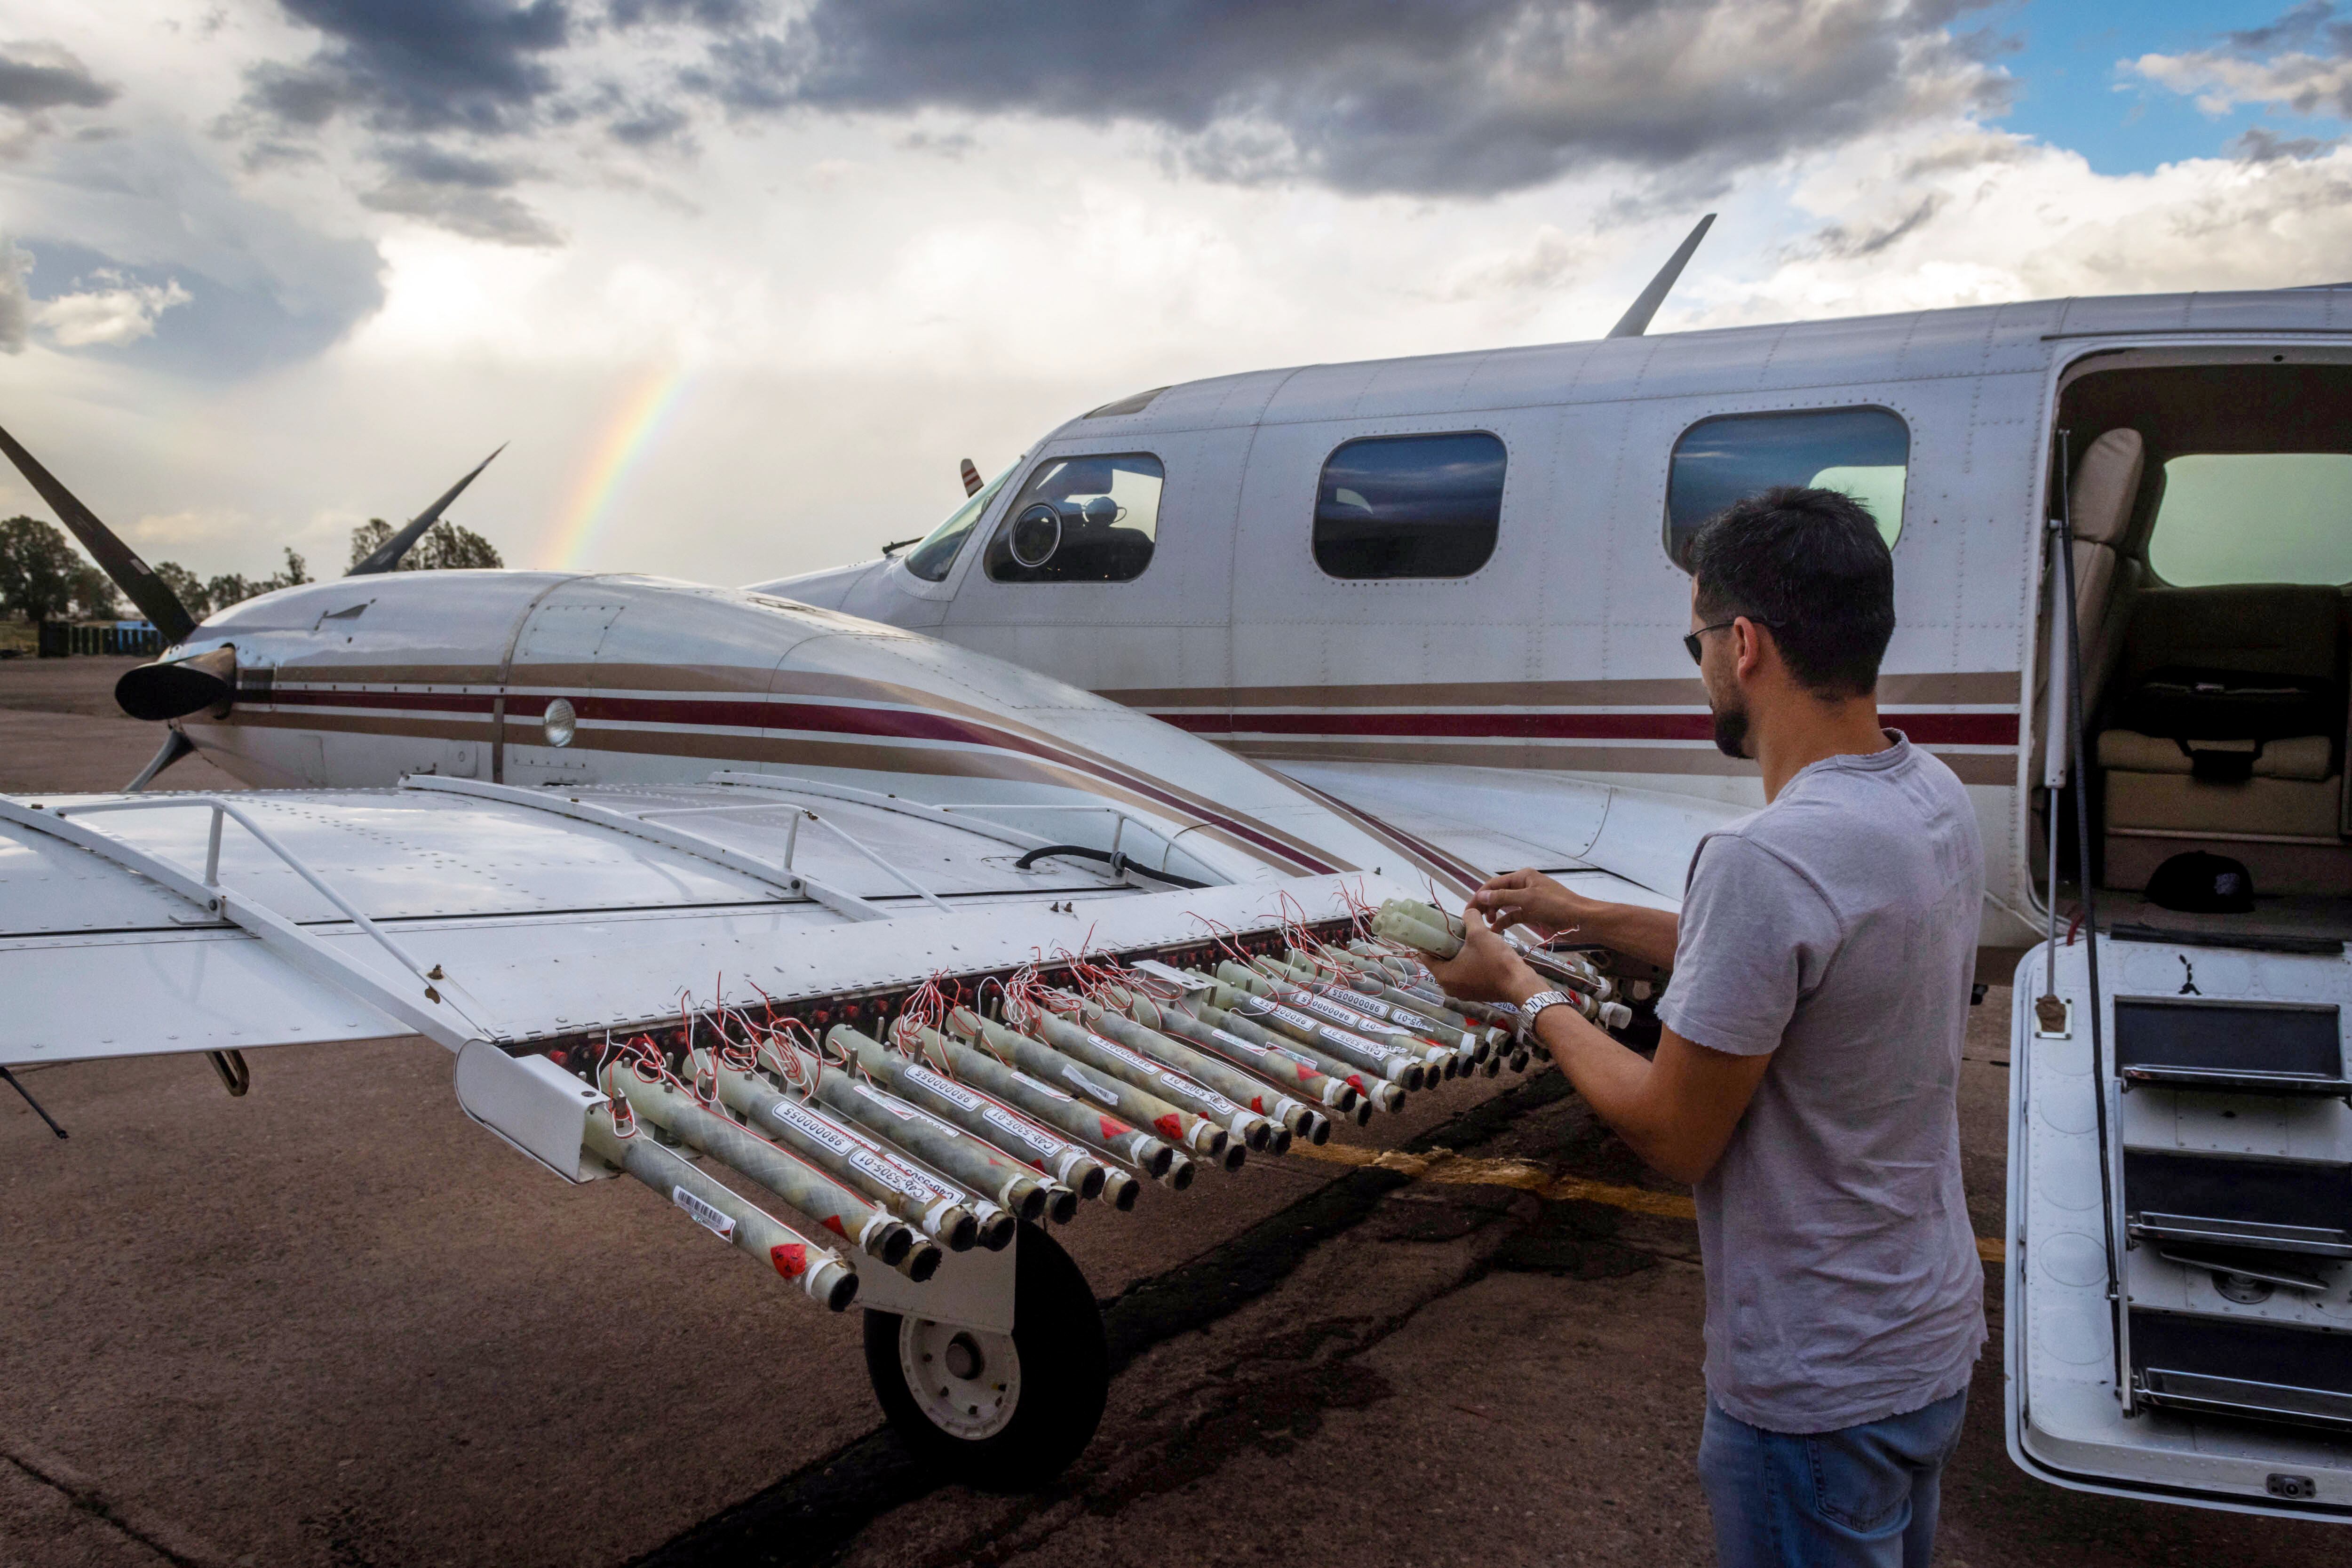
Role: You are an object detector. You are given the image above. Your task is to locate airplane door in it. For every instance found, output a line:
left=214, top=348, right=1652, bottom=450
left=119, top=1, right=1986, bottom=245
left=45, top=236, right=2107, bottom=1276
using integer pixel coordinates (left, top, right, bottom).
left=938, top=429, right=1241, bottom=725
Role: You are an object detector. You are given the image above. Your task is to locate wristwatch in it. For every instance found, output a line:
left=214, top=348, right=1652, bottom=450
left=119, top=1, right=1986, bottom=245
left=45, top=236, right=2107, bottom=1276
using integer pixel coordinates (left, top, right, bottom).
left=1513, top=989, right=1576, bottom=1039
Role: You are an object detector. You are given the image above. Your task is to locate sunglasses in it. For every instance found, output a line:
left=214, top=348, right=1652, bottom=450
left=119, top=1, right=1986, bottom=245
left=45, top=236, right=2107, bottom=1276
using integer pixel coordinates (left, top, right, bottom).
left=1683, top=617, right=1778, bottom=665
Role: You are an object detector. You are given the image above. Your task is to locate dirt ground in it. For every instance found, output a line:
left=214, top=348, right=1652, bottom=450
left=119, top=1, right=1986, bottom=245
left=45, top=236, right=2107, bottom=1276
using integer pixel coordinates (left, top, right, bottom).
left=0, top=663, right=2340, bottom=1567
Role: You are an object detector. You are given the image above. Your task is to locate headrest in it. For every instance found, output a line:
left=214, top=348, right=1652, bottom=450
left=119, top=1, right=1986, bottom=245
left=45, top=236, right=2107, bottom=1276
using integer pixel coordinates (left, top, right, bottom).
left=2068, top=428, right=2144, bottom=546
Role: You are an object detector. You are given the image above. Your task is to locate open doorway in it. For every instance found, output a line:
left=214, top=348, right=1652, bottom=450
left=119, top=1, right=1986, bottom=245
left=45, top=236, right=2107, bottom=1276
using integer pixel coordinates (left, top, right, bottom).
left=2034, top=353, right=2352, bottom=935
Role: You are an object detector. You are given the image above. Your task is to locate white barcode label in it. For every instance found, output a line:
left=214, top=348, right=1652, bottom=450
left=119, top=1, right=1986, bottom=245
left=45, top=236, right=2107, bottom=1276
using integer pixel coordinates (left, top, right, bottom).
left=852, top=1083, right=915, bottom=1119
left=907, top=1064, right=985, bottom=1112
left=1208, top=1027, right=1269, bottom=1058
left=1093, top=1036, right=1238, bottom=1116
left=1010, top=1068, right=1074, bottom=1102
left=672, top=1186, right=736, bottom=1242
left=858, top=1082, right=963, bottom=1142
left=1063, top=1065, right=1120, bottom=1105
left=983, top=1104, right=1063, bottom=1155
left=1289, top=989, right=1389, bottom=1034
left=848, top=1148, right=919, bottom=1194
left=769, top=1099, right=858, bottom=1156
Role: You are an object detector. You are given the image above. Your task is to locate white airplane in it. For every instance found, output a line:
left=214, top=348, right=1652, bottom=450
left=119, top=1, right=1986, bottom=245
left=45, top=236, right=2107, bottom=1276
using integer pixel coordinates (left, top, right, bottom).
left=5, top=220, right=2350, bottom=1518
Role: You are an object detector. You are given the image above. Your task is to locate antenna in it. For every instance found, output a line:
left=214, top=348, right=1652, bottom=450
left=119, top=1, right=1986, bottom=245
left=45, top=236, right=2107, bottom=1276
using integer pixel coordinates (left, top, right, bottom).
left=1605, top=214, right=1715, bottom=340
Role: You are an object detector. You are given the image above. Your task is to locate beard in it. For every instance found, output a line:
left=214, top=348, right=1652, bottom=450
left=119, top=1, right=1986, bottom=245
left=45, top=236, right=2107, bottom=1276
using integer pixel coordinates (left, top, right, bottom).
left=1710, top=694, right=1752, bottom=759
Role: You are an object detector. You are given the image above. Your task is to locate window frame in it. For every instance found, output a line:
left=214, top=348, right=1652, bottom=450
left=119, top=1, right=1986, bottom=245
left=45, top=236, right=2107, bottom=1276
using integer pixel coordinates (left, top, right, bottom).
left=976, top=447, right=1168, bottom=588
left=1309, top=427, right=1509, bottom=584
left=1660, top=403, right=1912, bottom=569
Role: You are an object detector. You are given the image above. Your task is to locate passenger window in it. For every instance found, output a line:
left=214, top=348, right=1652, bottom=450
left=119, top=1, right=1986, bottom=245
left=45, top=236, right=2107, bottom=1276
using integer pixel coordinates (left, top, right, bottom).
left=903, top=462, right=1016, bottom=582
left=1313, top=432, right=1505, bottom=579
left=2147, top=454, right=2352, bottom=587
left=1665, top=407, right=1909, bottom=566
left=983, top=454, right=1163, bottom=584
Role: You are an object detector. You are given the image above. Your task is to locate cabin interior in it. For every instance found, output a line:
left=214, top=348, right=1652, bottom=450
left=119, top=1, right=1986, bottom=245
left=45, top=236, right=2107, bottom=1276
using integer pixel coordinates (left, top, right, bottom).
left=2032, top=353, right=2352, bottom=939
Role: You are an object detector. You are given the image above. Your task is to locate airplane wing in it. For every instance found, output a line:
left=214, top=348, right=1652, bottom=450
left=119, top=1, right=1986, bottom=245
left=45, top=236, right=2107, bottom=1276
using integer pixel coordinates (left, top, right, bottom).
left=0, top=773, right=1411, bottom=1070
left=1271, top=759, right=1739, bottom=912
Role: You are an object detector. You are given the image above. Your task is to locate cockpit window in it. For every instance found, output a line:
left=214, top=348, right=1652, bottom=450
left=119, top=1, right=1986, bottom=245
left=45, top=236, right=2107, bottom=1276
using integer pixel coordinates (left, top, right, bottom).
left=1665, top=407, right=1908, bottom=567
left=983, top=453, right=1163, bottom=584
left=1314, top=432, right=1505, bottom=579
left=903, top=462, right=1017, bottom=582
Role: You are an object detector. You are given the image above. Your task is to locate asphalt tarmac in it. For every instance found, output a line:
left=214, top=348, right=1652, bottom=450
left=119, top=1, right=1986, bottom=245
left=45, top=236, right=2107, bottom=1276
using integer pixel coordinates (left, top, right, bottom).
left=0, top=659, right=2341, bottom=1566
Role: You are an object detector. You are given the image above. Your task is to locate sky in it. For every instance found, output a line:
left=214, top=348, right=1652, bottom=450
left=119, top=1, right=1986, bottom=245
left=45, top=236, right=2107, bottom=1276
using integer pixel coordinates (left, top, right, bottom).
left=4, top=0, right=2352, bottom=591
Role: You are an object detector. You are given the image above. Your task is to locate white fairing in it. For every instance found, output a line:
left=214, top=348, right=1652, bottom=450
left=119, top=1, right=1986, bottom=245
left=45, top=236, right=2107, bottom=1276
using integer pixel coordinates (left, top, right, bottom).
left=2010, top=937, right=2352, bottom=1519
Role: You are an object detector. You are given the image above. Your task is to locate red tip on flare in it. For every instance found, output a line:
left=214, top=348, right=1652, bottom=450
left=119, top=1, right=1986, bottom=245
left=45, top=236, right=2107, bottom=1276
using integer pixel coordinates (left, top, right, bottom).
left=1154, top=1113, right=1183, bottom=1141
left=771, top=1242, right=808, bottom=1278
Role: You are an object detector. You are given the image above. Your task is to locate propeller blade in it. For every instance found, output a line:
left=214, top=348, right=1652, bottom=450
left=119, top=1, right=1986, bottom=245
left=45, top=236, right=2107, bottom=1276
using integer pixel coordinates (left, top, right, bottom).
left=960, top=457, right=983, bottom=497
left=0, top=420, right=196, bottom=644
left=348, top=445, right=505, bottom=576
left=116, top=644, right=236, bottom=723
left=1605, top=213, right=1715, bottom=340
left=125, top=728, right=197, bottom=792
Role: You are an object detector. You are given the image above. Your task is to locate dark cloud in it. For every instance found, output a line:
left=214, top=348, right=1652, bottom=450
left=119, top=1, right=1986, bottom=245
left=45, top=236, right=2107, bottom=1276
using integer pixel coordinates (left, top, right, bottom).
left=2234, top=126, right=2343, bottom=162
left=359, top=144, right=564, bottom=244
left=244, top=0, right=572, bottom=137
left=2225, top=1, right=2351, bottom=54
left=1805, top=192, right=1946, bottom=259
left=0, top=45, right=117, bottom=112
left=608, top=0, right=757, bottom=29
left=679, top=0, right=2002, bottom=197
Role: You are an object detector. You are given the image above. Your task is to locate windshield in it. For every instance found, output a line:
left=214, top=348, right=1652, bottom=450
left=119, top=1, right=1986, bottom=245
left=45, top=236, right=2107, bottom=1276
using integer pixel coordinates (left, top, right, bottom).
left=904, top=462, right=1017, bottom=582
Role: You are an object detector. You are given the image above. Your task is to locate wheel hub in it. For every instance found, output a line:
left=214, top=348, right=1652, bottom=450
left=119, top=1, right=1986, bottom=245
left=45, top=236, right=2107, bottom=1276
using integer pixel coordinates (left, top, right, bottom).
left=900, top=1317, right=1021, bottom=1440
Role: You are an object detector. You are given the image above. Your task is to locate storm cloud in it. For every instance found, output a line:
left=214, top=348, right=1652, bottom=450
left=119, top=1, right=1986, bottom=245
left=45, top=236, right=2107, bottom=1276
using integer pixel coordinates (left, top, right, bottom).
left=684, top=0, right=2006, bottom=196
left=242, top=0, right=572, bottom=137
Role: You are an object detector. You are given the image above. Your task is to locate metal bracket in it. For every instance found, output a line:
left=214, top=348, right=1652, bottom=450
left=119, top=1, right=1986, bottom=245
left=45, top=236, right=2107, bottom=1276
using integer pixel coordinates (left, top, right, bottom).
left=399, top=774, right=895, bottom=921
left=0, top=796, right=486, bottom=1050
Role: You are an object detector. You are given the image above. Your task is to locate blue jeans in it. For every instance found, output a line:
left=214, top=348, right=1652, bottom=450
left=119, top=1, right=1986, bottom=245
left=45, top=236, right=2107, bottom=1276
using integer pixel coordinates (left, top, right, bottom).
left=1696, top=1388, right=1968, bottom=1568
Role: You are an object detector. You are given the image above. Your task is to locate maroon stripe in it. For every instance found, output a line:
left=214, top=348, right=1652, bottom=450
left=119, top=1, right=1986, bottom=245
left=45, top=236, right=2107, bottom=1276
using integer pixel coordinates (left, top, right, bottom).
left=270, top=685, right=1341, bottom=877
left=1287, top=779, right=1484, bottom=898
left=1163, top=709, right=2020, bottom=747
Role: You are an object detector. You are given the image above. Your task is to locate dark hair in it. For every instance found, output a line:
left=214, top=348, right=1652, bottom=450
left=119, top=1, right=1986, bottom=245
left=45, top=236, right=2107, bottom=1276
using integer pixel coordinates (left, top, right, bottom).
left=1686, top=486, right=1894, bottom=699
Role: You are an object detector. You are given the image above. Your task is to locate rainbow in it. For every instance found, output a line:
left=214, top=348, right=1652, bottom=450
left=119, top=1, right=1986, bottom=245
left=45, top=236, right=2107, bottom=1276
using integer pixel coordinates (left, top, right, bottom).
left=542, top=361, right=691, bottom=569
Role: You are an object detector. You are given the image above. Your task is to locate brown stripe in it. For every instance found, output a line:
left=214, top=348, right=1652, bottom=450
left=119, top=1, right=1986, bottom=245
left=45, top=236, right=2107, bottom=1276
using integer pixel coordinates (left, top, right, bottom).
left=1097, top=671, right=2021, bottom=709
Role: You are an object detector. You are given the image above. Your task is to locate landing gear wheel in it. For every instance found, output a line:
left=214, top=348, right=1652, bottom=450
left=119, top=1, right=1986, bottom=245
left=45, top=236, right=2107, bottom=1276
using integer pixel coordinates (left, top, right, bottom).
left=863, top=1220, right=1107, bottom=1489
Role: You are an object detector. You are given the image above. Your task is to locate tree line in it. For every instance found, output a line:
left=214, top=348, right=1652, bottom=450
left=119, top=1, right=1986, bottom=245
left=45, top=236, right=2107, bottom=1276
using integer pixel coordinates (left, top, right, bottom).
left=0, top=515, right=502, bottom=627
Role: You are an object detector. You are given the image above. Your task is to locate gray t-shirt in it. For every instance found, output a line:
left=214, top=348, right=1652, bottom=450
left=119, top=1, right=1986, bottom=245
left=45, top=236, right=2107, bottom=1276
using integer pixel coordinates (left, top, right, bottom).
left=1657, top=732, right=1986, bottom=1433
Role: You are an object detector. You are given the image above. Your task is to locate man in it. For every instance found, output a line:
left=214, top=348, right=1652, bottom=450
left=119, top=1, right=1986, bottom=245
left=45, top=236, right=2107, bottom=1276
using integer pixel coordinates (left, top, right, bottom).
left=1428, top=486, right=1985, bottom=1568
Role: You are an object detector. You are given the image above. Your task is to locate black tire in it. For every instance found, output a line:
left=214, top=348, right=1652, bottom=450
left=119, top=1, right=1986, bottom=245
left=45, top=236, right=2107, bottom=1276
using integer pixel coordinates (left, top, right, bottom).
left=862, top=1220, right=1107, bottom=1489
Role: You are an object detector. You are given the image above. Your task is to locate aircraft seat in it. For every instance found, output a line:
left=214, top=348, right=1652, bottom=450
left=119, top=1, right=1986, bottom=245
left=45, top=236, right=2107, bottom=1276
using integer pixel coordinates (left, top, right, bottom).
left=2068, top=427, right=2145, bottom=711
left=2098, top=583, right=2347, bottom=891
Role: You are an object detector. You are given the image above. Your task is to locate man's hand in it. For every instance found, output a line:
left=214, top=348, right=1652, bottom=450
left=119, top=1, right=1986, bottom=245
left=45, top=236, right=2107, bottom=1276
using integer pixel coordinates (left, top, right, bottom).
left=1425, top=904, right=1542, bottom=1005
left=1470, top=868, right=1603, bottom=943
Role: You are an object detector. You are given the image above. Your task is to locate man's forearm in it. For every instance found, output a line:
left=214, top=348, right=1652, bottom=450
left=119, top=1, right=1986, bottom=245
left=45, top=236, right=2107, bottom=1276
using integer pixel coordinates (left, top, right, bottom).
left=1530, top=1004, right=1673, bottom=1168
left=1570, top=901, right=1679, bottom=971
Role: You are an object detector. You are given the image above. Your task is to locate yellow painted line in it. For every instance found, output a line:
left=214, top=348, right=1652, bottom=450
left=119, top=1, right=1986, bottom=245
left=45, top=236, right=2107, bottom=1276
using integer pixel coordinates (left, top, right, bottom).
left=1295, top=1142, right=2009, bottom=1263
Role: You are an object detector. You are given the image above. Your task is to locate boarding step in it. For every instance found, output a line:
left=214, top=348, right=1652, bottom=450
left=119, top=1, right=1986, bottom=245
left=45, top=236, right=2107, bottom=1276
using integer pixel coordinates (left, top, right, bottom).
left=2115, top=997, right=2351, bottom=1100
left=2123, top=1150, right=2352, bottom=1258
left=2130, top=1310, right=2352, bottom=1433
